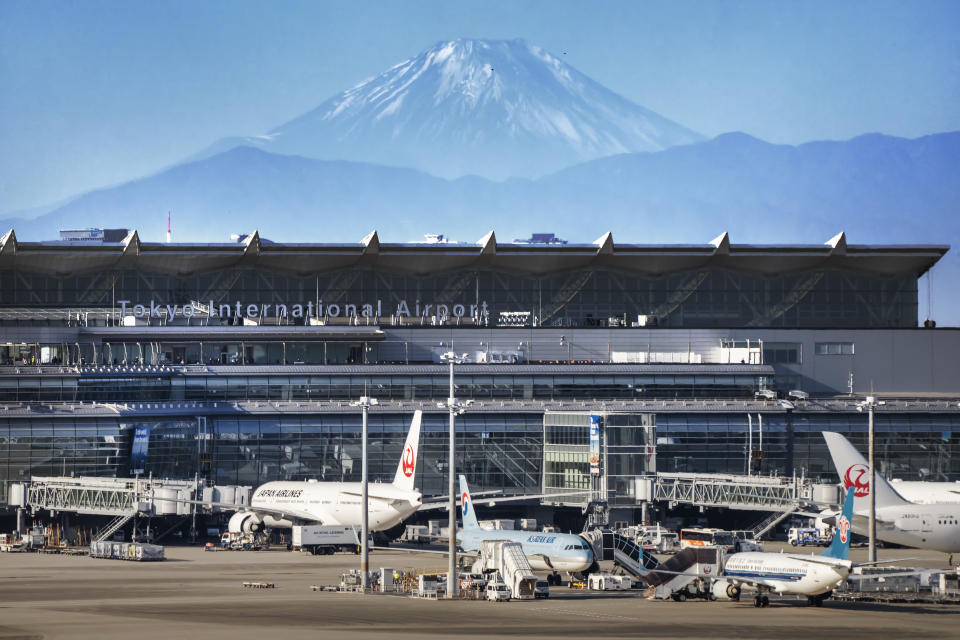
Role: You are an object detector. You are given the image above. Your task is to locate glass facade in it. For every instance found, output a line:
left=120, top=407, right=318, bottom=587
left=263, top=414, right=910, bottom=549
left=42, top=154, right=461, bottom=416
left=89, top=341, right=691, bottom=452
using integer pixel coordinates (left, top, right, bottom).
left=0, top=371, right=764, bottom=403
left=543, top=412, right=656, bottom=503
left=1, top=411, right=958, bottom=506
left=655, top=413, right=960, bottom=481
left=0, top=265, right=919, bottom=329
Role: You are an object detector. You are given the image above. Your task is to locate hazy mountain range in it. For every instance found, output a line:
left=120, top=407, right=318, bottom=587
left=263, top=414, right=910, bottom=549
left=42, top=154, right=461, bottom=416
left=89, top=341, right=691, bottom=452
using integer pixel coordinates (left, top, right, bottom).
left=4, top=130, right=957, bottom=248
left=2, top=38, right=958, bottom=322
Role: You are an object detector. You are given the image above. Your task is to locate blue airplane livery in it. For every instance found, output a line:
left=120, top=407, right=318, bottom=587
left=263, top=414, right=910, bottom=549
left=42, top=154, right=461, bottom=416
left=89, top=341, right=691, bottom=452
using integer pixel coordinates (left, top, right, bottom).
left=458, top=475, right=595, bottom=578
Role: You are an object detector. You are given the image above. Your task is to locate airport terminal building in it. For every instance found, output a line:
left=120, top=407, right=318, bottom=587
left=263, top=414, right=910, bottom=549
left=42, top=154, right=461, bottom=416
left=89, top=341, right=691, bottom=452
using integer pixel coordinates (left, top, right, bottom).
left=1, top=228, right=958, bottom=518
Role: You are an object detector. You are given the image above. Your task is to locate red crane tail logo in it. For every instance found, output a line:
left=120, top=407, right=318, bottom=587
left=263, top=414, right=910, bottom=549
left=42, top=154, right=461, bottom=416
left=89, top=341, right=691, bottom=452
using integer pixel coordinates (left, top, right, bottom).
left=843, top=464, right=870, bottom=497
left=401, top=444, right=415, bottom=477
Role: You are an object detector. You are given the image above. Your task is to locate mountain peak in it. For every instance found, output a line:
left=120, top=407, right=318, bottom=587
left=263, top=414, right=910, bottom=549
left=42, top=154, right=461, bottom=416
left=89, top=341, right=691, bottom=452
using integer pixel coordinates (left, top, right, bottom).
left=202, top=38, right=703, bottom=180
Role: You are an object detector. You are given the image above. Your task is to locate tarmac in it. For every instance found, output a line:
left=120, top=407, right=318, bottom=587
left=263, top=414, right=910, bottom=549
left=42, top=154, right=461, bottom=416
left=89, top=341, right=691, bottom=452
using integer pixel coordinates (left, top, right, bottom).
left=0, top=543, right=957, bottom=640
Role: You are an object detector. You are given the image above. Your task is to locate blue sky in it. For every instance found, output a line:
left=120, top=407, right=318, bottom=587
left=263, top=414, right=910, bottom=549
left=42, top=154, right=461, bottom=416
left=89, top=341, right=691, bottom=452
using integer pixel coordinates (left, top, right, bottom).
left=0, top=0, right=958, bottom=213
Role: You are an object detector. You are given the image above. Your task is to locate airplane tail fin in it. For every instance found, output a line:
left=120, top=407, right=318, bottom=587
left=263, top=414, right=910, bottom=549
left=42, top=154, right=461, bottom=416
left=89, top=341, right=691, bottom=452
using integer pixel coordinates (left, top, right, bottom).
left=392, top=410, right=422, bottom=492
left=822, top=431, right=909, bottom=511
left=458, top=474, right=480, bottom=530
left=821, top=486, right=855, bottom=560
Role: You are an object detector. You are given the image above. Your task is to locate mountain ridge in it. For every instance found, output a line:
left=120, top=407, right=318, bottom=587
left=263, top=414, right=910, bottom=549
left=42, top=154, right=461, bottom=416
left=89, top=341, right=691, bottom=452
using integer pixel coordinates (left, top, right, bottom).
left=190, top=38, right=704, bottom=180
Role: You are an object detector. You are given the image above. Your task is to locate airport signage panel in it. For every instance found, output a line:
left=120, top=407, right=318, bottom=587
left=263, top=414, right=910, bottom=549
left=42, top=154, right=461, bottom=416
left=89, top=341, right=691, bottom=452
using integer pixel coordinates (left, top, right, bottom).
left=589, top=414, right=601, bottom=476
left=117, top=299, right=490, bottom=322
left=130, top=425, right=150, bottom=475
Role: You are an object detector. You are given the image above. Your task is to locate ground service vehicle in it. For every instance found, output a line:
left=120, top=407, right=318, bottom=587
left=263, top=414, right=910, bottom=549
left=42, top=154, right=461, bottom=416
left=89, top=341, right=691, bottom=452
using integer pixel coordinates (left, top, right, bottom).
left=486, top=581, right=511, bottom=601
left=220, top=531, right=268, bottom=550
left=588, top=574, right=630, bottom=591
left=679, top=528, right=736, bottom=552
left=292, top=525, right=360, bottom=555
left=731, top=530, right=764, bottom=552
left=534, top=579, right=550, bottom=598
left=788, top=527, right=831, bottom=547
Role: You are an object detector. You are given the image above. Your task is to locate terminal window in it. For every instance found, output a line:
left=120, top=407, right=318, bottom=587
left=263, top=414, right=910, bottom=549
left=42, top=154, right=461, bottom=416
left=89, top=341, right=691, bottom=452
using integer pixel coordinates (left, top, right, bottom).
left=762, top=342, right=802, bottom=364
left=815, top=342, right=855, bottom=355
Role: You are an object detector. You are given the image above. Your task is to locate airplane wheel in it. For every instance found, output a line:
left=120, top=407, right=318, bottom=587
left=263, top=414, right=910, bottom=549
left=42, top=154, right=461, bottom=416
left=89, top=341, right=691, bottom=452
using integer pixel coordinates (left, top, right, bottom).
left=754, top=596, right=762, bottom=608
left=761, top=595, right=770, bottom=607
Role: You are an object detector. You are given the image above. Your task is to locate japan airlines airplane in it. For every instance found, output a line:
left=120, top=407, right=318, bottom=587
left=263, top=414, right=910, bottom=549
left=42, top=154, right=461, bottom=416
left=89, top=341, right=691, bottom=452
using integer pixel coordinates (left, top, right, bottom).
left=225, top=411, right=423, bottom=533
left=458, top=475, right=595, bottom=577
left=823, top=431, right=960, bottom=553
left=889, top=479, right=960, bottom=505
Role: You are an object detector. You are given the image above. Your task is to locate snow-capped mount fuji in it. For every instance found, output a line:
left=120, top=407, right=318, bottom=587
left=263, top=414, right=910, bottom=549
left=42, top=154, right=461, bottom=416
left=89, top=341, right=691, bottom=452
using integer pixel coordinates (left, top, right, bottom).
left=201, top=38, right=703, bottom=179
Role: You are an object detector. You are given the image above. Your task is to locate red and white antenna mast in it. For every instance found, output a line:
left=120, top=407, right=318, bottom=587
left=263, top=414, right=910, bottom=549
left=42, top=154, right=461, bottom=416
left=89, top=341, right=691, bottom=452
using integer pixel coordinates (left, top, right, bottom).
left=166, top=211, right=172, bottom=243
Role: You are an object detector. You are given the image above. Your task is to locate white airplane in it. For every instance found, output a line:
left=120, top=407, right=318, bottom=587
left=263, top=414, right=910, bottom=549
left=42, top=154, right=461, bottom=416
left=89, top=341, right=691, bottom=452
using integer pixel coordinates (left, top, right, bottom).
left=823, top=431, right=960, bottom=553
left=716, top=487, right=861, bottom=607
left=889, top=479, right=960, bottom=505
left=224, top=411, right=423, bottom=533
left=457, top=475, right=595, bottom=581
left=653, top=488, right=914, bottom=607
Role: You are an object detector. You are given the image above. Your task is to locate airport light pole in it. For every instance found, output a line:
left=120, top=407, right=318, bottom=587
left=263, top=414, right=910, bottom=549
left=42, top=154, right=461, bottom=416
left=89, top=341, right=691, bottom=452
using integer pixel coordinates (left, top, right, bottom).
left=857, top=395, right=881, bottom=563
left=350, top=395, right=378, bottom=591
left=440, top=351, right=469, bottom=598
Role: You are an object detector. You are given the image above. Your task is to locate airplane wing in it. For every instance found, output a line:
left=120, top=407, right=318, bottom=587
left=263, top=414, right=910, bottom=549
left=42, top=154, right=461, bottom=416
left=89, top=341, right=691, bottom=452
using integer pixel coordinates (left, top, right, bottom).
left=846, top=570, right=924, bottom=581
left=163, top=496, right=319, bottom=523
left=372, top=545, right=479, bottom=560
left=854, top=558, right=919, bottom=567
left=339, top=490, right=414, bottom=505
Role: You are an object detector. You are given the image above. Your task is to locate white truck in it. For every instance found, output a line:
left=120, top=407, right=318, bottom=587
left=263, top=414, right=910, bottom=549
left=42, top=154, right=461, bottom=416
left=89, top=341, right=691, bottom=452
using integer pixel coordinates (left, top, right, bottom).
left=292, top=525, right=360, bottom=555
left=588, top=574, right=630, bottom=591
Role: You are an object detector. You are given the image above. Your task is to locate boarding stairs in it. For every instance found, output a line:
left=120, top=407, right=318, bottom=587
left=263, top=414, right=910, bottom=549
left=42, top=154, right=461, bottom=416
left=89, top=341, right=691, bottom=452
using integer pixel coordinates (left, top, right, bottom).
left=94, top=514, right=135, bottom=542
left=583, top=530, right=658, bottom=579
left=646, top=547, right=724, bottom=600
left=749, top=506, right=798, bottom=540
left=474, top=541, right=538, bottom=599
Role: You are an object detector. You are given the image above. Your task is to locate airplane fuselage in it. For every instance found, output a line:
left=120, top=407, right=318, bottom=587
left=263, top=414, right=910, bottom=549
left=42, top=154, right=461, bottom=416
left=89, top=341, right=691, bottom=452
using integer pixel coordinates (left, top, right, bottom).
left=854, top=504, right=960, bottom=553
left=889, top=480, right=960, bottom=505
left=251, top=480, right=421, bottom=531
left=459, top=529, right=594, bottom=572
left=724, top=552, right=850, bottom=596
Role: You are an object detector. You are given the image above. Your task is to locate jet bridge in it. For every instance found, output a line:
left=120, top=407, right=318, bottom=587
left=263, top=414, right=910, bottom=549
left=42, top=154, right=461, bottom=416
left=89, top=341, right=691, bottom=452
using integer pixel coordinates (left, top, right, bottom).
left=13, top=475, right=251, bottom=542
left=653, top=472, right=813, bottom=512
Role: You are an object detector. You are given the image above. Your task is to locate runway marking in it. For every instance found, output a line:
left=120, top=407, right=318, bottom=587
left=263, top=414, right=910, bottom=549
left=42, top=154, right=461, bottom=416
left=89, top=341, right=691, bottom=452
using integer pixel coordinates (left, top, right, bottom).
left=533, top=606, right=645, bottom=622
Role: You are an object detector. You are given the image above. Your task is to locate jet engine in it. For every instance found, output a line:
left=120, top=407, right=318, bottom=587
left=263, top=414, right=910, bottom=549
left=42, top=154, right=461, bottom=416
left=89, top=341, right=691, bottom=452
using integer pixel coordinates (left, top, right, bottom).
left=711, top=579, right=741, bottom=601
left=228, top=511, right=263, bottom=533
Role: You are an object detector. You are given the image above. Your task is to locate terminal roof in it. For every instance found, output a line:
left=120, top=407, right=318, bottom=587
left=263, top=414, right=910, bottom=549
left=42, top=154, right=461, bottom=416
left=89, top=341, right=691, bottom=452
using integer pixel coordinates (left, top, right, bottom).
left=0, top=229, right=948, bottom=278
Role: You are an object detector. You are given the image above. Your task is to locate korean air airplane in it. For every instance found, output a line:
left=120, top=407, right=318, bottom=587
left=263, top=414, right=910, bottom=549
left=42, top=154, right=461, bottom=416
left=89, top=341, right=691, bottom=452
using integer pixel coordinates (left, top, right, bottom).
left=221, top=411, right=423, bottom=534
left=458, top=475, right=595, bottom=581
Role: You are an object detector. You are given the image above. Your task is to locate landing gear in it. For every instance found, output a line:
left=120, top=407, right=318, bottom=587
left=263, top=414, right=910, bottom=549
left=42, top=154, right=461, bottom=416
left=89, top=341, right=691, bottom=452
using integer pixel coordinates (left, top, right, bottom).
left=547, top=573, right=561, bottom=586
left=807, top=591, right=831, bottom=607
left=753, top=594, right=770, bottom=608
